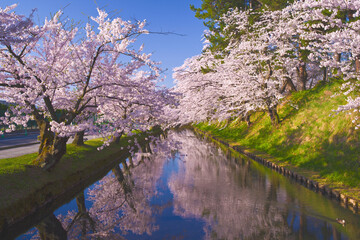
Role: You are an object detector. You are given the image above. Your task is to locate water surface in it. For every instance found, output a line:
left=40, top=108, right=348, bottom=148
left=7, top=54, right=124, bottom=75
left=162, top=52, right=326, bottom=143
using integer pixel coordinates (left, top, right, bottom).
left=16, top=130, right=360, bottom=239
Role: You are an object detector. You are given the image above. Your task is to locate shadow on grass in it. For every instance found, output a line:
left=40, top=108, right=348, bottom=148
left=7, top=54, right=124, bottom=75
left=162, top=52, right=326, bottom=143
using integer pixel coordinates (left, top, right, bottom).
left=298, top=132, right=360, bottom=187
left=280, top=81, right=331, bottom=123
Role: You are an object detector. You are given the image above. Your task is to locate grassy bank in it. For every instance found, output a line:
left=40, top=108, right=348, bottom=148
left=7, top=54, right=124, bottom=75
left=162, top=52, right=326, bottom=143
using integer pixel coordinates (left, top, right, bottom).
left=0, top=129, right=161, bottom=234
left=196, top=80, right=360, bottom=201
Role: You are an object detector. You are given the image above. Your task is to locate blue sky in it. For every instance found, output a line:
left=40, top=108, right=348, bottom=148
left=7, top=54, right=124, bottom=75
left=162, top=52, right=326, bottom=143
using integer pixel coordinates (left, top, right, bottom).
left=0, top=0, right=205, bottom=87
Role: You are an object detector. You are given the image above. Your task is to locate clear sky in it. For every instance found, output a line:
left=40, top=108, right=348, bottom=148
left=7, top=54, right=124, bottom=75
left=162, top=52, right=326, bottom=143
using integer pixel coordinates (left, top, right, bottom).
left=0, top=0, right=205, bottom=87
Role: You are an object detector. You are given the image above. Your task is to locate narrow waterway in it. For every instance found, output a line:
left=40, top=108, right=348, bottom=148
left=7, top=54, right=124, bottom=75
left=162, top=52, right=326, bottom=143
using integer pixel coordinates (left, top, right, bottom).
left=15, top=130, right=360, bottom=239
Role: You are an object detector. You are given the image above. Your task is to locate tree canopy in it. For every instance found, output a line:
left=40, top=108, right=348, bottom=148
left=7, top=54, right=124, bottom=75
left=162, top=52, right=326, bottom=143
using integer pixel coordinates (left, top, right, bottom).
left=0, top=4, right=173, bottom=169
left=190, top=0, right=293, bottom=52
left=173, top=0, right=360, bottom=129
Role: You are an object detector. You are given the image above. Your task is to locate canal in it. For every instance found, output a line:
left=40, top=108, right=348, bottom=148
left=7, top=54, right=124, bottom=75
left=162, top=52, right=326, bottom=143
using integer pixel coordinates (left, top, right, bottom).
left=14, top=130, right=360, bottom=239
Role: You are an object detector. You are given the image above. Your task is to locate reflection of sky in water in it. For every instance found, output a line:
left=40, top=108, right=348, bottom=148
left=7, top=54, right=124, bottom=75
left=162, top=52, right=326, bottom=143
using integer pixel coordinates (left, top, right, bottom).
left=18, top=130, right=360, bottom=240
left=126, top=154, right=206, bottom=240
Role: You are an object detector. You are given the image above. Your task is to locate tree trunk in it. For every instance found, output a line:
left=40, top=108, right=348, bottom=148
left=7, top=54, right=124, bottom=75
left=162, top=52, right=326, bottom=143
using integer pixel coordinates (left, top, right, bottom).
left=37, top=214, right=67, bottom=240
left=332, top=53, right=342, bottom=75
left=245, top=113, right=251, bottom=126
left=297, top=41, right=308, bottom=90
left=267, top=105, right=280, bottom=126
left=309, top=78, right=314, bottom=89
left=112, top=131, right=123, bottom=144
left=145, top=142, right=152, bottom=154
left=356, top=55, right=360, bottom=73
left=112, top=165, right=132, bottom=195
left=76, top=191, right=88, bottom=237
left=322, top=67, right=328, bottom=82
left=114, top=136, right=121, bottom=144
left=33, top=119, right=69, bottom=170
left=122, top=160, right=130, bottom=174
left=36, top=120, right=54, bottom=156
left=76, top=192, right=87, bottom=214
left=128, top=156, right=134, bottom=168
left=280, top=76, right=297, bottom=93
left=285, top=77, right=297, bottom=92
left=112, top=165, right=135, bottom=211
left=334, top=53, right=341, bottom=62
left=297, top=62, right=308, bottom=91
left=64, top=191, right=95, bottom=235
left=72, top=130, right=85, bottom=146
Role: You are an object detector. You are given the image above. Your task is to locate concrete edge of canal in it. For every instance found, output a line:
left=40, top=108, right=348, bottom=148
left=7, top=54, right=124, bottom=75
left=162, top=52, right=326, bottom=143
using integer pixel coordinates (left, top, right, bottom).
left=192, top=127, right=360, bottom=215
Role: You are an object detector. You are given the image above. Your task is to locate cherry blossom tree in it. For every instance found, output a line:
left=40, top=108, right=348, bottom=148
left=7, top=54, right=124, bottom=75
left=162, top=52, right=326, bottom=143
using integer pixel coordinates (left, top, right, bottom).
left=174, top=9, right=286, bottom=125
left=0, top=4, right=37, bottom=45
left=95, top=79, right=174, bottom=146
left=0, top=5, right=168, bottom=170
left=172, top=53, right=226, bottom=125
left=173, top=0, right=360, bottom=127
left=290, top=0, right=360, bottom=127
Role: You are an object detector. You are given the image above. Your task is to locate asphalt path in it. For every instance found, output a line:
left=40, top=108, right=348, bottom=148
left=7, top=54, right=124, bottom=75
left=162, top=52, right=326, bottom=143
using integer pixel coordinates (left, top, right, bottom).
left=0, top=143, right=40, bottom=159
left=0, top=133, right=39, bottom=149
left=0, top=134, right=99, bottom=159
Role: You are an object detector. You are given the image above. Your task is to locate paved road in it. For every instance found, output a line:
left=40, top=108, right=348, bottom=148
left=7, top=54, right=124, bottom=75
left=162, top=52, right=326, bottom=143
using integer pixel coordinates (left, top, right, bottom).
left=0, top=132, right=39, bottom=149
left=0, top=143, right=40, bottom=159
left=0, top=134, right=100, bottom=159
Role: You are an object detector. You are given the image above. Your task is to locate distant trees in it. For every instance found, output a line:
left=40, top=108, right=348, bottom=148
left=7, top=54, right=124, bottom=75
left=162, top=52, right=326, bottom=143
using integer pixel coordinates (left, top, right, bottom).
left=173, top=0, right=360, bottom=127
left=0, top=5, right=173, bottom=170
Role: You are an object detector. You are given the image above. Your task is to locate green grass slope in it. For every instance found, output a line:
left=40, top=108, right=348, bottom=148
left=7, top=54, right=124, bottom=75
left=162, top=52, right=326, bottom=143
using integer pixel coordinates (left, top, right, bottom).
left=196, top=81, right=360, bottom=200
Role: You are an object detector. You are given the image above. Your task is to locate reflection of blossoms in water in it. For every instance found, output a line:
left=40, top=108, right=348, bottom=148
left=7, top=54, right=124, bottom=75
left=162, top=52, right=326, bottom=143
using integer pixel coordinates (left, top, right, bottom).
left=16, top=130, right=356, bottom=239
left=88, top=171, right=158, bottom=237
left=25, top=134, right=180, bottom=240
left=168, top=130, right=294, bottom=240
left=60, top=134, right=180, bottom=239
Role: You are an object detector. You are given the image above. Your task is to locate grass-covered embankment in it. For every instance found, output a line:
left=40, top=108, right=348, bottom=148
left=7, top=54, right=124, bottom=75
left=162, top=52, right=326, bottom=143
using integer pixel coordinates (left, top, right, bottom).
left=195, top=80, right=360, bottom=202
left=0, top=129, right=161, bottom=236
